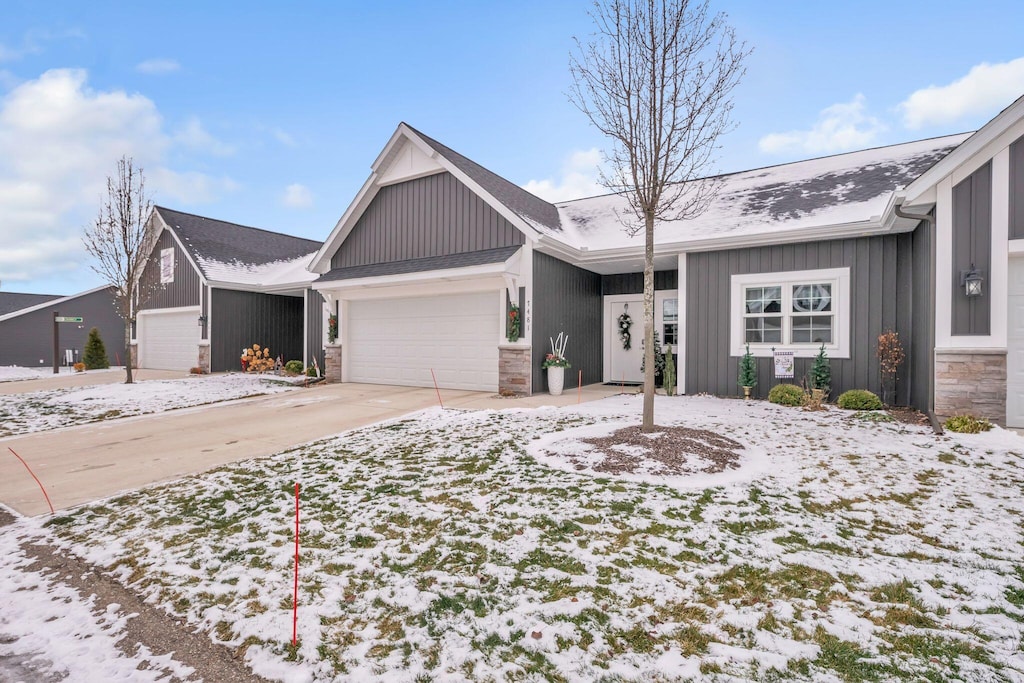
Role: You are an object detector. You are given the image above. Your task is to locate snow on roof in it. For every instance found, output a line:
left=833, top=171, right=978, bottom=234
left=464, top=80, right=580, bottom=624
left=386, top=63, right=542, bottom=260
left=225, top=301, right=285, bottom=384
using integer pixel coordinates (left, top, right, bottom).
left=551, top=133, right=972, bottom=251
left=195, top=252, right=318, bottom=288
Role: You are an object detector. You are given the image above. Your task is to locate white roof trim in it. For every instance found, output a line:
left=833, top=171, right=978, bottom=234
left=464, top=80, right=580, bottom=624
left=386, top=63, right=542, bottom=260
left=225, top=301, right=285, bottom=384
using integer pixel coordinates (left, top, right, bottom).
left=313, top=251, right=520, bottom=293
left=152, top=209, right=208, bottom=287
left=903, top=93, right=1024, bottom=203
left=0, top=285, right=111, bottom=323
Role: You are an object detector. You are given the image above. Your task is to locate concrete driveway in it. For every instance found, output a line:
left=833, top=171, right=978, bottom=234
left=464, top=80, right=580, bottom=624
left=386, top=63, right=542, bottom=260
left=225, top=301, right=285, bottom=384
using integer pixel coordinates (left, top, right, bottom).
left=0, top=380, right=624, bottom=516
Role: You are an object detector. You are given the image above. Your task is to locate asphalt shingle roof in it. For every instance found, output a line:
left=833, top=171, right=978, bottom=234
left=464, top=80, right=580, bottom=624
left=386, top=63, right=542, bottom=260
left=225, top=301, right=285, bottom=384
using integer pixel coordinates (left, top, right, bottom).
left=0, top=292, right=61, bottom=317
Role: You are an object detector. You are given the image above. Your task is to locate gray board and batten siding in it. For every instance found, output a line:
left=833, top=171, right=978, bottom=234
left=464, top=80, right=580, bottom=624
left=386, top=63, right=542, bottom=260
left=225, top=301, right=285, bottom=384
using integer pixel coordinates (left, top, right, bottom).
left=951, top=161, right=992, bottom=336
left=210, top=289, right=304, bottom=372
left=1009, top=134, right=1024, bottom=240
left=305, top=288, right=325, bottom=373
left=531, top=252, right=602, bottom=392
left=908, top=212, right=936, bottom=412
left=138, top=229, right=202, bottom=311
left=601, top=270, right=679, bottom=295
left=330, top=172, right=525, bottom=269
left=0, top=287, right=124, bottom=367
left=686, top=230, right=928, bottom=408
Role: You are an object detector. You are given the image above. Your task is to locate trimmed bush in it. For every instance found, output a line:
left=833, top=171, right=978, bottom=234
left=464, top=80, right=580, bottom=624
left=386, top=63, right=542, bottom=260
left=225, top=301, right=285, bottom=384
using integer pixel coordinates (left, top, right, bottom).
left=306, top=365, right=318, bottom=377
left=837, top=389, right=883, bottom=410
left=944, top=414, right=993, bottom=434
left=285, top=360, right=304, bottom=374
left=768, top=383, right=805, bottom=407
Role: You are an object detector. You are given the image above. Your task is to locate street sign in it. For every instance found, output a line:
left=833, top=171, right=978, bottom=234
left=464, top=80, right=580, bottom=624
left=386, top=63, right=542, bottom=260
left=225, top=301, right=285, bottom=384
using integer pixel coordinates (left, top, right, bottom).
left=54, top=316, right=83, bottom=323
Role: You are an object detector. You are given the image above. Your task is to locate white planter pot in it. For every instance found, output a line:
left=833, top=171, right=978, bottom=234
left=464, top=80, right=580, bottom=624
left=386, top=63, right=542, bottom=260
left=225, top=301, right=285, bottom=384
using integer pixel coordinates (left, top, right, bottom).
left=547, top=366, right=565, bottom=396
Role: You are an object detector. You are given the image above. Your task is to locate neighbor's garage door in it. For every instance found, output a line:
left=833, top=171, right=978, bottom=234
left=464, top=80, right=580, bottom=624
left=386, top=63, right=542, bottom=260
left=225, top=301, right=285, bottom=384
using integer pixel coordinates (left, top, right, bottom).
left=138, top=309, right=200, bottom=371
left=348, top=292, right=499, bottom=391
left=1008, top=258, right=1024, bottom=427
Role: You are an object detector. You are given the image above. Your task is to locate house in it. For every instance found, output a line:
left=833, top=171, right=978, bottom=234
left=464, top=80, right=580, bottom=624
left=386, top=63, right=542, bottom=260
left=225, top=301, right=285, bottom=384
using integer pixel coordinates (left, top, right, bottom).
left=0, top=286, right=124, bottom=368
left=309, top=92, right=1024, bottom=426
left=132, top=207, right=323, bottom=373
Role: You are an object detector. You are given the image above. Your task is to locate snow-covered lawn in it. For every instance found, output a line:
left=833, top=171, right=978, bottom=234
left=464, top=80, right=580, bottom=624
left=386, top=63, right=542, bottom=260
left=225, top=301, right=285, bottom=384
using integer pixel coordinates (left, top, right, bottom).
left=0, top=373, right=297, bottom=437
left=0, top=365, right=112, bottom=383
left=43, top=395, right=1024, bottom=682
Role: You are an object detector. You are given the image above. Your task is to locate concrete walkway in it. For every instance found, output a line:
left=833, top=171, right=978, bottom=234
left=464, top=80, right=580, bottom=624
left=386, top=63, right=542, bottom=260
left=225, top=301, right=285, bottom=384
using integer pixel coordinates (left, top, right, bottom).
left=0, top=381, right=626, bottom=517
left=0, top=368, right=188, bottom=395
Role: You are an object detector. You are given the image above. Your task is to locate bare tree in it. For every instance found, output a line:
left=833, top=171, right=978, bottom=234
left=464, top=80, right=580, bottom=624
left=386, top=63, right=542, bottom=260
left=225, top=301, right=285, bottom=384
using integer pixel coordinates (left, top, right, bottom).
left=83, top=156, right=153, bottom=384
left=570, top=0, right=748, bottom=431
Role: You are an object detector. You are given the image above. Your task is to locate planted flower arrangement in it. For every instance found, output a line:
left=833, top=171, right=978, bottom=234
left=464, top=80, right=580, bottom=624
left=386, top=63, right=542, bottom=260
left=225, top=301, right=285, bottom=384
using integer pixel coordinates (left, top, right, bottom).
left=542, top=332, right=570, bottom=395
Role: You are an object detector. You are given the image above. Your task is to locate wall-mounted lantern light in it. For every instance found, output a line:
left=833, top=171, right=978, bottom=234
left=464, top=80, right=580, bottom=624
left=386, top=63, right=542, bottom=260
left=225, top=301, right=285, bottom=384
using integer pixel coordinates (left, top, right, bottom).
left=960, top=265, right=984, bottom=297
left=197, top=315, right=207, bottom=327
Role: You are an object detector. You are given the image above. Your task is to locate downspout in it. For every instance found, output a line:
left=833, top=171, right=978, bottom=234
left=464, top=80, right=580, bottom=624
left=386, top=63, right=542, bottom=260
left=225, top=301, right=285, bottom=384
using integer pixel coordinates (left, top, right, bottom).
left=894, top=201, right=944, bottom=434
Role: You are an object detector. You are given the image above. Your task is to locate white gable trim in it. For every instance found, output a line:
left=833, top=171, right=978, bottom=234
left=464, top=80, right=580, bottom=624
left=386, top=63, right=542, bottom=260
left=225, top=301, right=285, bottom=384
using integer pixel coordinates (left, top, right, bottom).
left=151, top=210, right=208, bottom=288
left=0, top=285, right=111, bottom=323
left=309, top=124, right=543, bottom=275
left=904, top=94, right=1024, bottom=204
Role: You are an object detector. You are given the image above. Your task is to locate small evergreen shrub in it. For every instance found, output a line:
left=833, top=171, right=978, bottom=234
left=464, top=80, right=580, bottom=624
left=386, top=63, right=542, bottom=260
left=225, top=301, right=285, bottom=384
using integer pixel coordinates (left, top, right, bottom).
left=285, top=360, right=304, bottom=374
left=663, top=345, right=676, bottom=396
left=768, top=383, right=805, bottom=406
left=306, top=365, right=318, bottom=377
left=82, top=327, right=109, bottom=369
left=836, top=389, right=883, bottom=410
left=809, top=343, right=830, bottom=394
left=944, top=414, right=993, bottom=434
left=737, top=344, right=757, bottom=389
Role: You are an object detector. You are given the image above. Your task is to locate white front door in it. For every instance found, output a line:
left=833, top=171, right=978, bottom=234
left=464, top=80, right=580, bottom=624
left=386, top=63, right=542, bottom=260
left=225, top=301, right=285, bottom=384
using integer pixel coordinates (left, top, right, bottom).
left=606, top=297, right=644, bottom=383
left=1007, top=257, right=1024, bottom=427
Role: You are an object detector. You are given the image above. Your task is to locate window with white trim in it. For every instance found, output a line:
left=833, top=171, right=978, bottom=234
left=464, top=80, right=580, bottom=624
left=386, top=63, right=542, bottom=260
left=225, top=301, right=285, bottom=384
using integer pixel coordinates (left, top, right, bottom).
left=662, top=298, right=678, bottom=346
left=730, top=268, right=850, bottom=358
left=160, top=248, right=174, bottom=284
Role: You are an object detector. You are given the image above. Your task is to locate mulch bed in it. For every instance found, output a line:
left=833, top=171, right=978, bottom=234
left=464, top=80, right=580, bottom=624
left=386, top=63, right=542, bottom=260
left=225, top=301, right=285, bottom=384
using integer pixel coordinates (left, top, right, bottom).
left=555, top=425, right=743, bottom=476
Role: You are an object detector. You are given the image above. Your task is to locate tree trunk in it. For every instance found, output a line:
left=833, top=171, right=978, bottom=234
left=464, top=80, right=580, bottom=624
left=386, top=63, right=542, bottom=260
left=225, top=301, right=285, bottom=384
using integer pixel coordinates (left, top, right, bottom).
left=642, top=210, right=656, bottom=432
left=123, top=317, right=134, bottom=384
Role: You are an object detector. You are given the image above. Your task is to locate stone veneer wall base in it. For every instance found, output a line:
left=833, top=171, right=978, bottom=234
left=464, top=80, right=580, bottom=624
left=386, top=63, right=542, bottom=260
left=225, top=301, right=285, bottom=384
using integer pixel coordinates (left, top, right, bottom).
left=198, top=343, right=211, bottom=373
left=934, top=349, right=1006, bottom=424
left=324, top=345, right=342, bottom=382
left=499, top=345, right=532, bottom=396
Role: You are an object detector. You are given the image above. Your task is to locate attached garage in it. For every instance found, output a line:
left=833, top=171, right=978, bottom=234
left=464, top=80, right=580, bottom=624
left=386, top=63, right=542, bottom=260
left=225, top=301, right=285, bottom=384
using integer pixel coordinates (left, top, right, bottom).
left=347, top=291, right=500, bottom=391
left=138, top=308, right=200, bottom=371
left=1007, top=257, right=1024, bottom=427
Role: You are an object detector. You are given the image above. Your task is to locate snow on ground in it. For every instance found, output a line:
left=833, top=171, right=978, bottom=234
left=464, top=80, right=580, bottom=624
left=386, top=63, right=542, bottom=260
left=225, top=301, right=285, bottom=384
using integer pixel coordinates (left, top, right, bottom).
left=0, top=365, right=114, bottom=383
left=0, top=373, right=297, bottom=437
left=40, top=395, right=1024, bottom=681
left=0, top=512, right=195, bottom=682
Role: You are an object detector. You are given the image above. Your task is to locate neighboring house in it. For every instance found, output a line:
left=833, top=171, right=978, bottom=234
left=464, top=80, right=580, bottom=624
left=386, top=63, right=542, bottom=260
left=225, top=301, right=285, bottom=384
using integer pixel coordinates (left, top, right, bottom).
left=0, top=287, right=123, bottom=367
left=133, top=207, right=323, bottom=373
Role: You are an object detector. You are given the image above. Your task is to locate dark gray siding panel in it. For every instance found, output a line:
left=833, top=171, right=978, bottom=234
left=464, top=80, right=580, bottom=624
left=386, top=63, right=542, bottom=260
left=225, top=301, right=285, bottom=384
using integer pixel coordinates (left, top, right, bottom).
left=1011, top=136, right=1024, bottom=240
left=531, top=252, right=602, bottom=392
left=210, top=289, right=304, bottom=372
left=0, top=287, right=125, bottom=367
left=951, top=162, right=992, bottom=335
left=305, top=289, right=324, bottom=371
left=601, top=270, right=678, bottom=295
left=685, top=234, right=917, bottom=406
left=138, top=229, right=202, bottom=310
left=331, top=172, right=525, bottom=269
left=909, top=218, right=935, bottom=411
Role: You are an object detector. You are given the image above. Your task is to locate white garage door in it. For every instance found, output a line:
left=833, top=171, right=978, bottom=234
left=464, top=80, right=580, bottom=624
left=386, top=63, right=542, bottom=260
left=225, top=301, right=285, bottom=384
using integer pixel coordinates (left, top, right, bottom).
left=1008, top=258, right=1024, bottom=427
left=348, top=292, right=499, bottom=391
left=139, top=309, right=200, bottom=371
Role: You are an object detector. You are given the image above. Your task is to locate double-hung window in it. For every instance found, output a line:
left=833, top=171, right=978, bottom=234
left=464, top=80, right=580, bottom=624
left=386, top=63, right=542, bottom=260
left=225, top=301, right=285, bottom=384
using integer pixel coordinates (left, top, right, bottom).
left=731, top=268, right=849, bottom=358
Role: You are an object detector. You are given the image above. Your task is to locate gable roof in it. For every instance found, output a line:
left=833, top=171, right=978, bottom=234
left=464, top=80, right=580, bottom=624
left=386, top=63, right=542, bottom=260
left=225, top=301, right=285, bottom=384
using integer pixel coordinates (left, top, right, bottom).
left=154, top=207, right=322, bottom=288
left=549, top=132, right=970, bottom=254
left=0, top=286, right=113, bottom=323
left=0, top=292, right=61, bottom=317
left=402, top=125, right=562, bottom=235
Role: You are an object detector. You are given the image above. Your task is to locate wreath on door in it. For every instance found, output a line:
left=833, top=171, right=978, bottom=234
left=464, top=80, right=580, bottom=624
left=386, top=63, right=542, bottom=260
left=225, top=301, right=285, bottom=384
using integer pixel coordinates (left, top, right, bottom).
left=617, top=310, right=633, bottom=350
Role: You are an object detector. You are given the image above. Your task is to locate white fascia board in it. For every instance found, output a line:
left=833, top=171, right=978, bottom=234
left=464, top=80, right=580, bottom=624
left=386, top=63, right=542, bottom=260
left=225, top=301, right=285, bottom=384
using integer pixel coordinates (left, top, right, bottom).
left=308, top=172, right=381, bottom=274
left=312, top=260, right=515, bottom=294
left=205, top=280, right=308, bottom=296
left=0, top=285, right=112, bottom=322
left=903, top=94, right=1024, bottom=204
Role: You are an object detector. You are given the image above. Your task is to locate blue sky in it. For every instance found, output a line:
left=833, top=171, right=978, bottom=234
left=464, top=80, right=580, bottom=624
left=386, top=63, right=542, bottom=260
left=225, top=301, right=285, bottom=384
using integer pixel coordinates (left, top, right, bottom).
left=2, top=0, right=1023, bottom=295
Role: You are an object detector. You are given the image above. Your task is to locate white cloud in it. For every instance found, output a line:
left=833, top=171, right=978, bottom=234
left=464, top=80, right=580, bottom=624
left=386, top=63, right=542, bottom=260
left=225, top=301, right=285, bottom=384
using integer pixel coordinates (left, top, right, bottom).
left=0, top=68, right=237, bottom=286
left=135, top=58, right=180, bottom=75
left=758, top=94, right=887, bottom=155
left=282, top=183, right=313, bottom=208
left=898, top=57, right=1024, bottom=130
left=173, top=117, right=234, bottom=156
left=523, top=148, right=605, bottom=202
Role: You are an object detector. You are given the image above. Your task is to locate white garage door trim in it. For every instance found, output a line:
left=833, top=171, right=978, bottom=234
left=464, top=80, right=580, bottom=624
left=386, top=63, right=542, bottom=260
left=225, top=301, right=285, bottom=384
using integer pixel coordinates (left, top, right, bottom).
left=346, top=291, right=500, bottom=392
left=138, top=307, right=201, bottom=371
left=1007, top=257, right=1024, bottom=427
